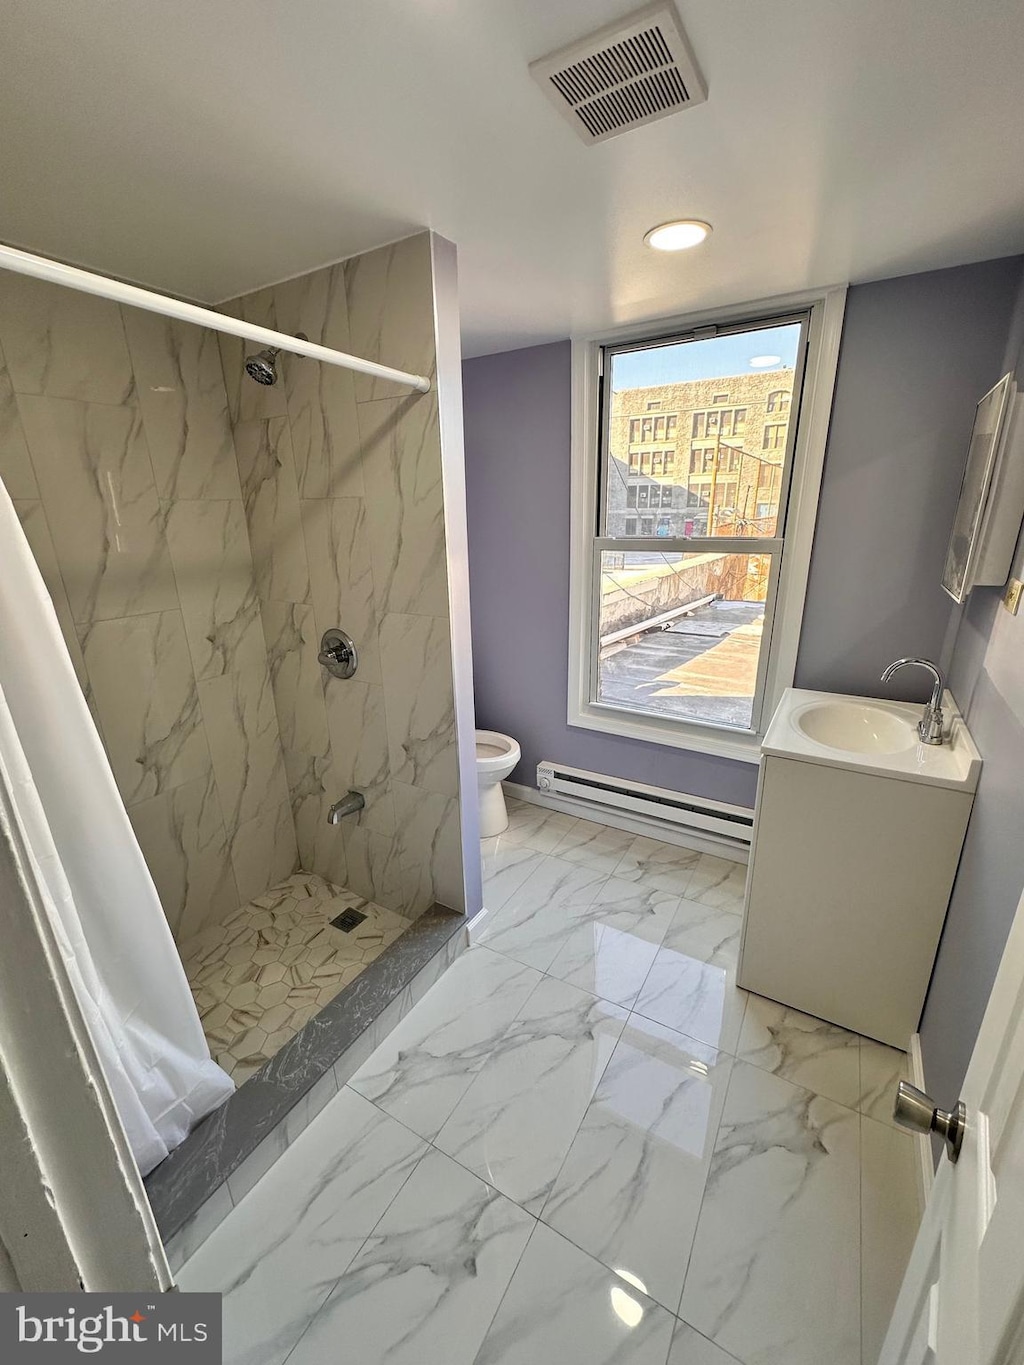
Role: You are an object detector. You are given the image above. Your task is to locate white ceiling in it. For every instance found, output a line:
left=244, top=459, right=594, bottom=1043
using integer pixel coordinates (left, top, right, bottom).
left=2, top=1, right=1024, bottom=357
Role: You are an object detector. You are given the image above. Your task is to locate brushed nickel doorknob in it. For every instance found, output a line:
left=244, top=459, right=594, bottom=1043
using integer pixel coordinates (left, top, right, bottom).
left=893, top=1080, right=966, bottom=1163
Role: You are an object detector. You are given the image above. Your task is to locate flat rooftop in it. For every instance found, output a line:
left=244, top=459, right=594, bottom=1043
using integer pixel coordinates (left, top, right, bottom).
left=598, top=599, right=764, bottom=730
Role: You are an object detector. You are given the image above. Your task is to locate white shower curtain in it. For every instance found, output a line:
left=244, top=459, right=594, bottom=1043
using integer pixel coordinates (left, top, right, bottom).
left=0, top=482, right=233, bottom=1176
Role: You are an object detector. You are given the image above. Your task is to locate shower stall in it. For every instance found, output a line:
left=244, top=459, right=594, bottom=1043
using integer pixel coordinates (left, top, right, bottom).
left=0, top=229, right=479, bottom=1248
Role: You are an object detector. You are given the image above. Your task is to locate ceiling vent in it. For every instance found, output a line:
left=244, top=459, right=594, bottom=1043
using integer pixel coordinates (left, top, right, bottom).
left=529, top=2, right=707, bottom=145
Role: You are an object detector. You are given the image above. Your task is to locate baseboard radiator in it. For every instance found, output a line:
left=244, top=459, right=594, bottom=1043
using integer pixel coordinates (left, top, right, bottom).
left=534, top=761, right=754, bottom=857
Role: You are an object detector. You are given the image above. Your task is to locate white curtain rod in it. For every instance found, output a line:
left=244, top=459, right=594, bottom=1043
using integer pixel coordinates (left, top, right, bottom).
left=0, top=242, right=432, bottom=394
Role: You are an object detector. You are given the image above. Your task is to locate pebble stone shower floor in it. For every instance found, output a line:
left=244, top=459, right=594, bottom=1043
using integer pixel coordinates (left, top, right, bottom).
left=181, top=874, right=410, bottom=1083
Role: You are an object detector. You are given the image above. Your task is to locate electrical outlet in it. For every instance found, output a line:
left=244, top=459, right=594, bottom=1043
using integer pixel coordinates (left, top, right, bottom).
left=1004, top=578, right=1023, bottom=615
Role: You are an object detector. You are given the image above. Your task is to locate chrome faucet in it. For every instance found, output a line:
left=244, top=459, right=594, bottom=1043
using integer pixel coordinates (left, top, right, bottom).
left=880, top=657, right=946, bottom=745
left=327, top=791, right=365, bottom=824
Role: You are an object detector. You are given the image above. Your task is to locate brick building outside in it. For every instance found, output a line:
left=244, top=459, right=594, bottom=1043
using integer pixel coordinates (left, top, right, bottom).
left=605, top=369, right=795, bottom=539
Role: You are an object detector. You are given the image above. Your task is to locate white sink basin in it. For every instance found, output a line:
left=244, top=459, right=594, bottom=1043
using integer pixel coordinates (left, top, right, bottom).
left=761, top=688, right=982, bottom=791
left=793, top=700, right=916, bottom=755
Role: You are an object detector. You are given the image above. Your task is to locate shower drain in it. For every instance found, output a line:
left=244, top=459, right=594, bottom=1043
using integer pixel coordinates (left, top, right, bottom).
left=330, top=908, right=368, bottom=933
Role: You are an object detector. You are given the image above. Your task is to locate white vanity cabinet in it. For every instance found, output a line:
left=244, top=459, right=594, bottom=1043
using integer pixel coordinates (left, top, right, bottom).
left=737, top=688, right=981, bottom=1049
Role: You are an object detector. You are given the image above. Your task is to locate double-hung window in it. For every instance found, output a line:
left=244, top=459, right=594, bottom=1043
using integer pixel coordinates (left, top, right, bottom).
left=569, top=291, right=846, bottom=762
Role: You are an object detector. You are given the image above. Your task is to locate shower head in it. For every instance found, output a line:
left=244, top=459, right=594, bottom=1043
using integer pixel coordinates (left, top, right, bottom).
left=244, top=347, right=279, bottom=386
left=243, top=333, right=308, bottom=386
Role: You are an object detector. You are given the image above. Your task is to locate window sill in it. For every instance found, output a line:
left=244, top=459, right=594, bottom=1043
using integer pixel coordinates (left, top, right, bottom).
left=568, top=700, right=763, bottom=766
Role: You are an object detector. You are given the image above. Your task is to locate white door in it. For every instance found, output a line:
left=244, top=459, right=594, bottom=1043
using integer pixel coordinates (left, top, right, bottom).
left=881, top=886, right=1024, bottom=1364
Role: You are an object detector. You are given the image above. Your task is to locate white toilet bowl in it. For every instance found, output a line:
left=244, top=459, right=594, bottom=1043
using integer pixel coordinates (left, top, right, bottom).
left=475, top=729, right=521, bottom=837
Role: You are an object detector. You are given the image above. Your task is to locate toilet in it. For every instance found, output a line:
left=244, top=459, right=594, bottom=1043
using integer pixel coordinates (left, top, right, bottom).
left=474, top=730, right=521, bottom=837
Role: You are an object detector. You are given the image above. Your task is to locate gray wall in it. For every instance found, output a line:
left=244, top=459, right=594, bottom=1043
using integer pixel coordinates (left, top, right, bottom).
left=463, top=257, right=1023, bottom=809
left=465, top=256, right=1024, bottom=1106
left=463, top=341, right=757, bottom=809
left=920, top=267, right=1024, bottom=1106
left=795, top=258, right=1023, bottom=698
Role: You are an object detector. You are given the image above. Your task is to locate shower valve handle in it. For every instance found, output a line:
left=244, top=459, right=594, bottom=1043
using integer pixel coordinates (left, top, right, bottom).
left=319, top=641, right=350, bottom=665
left=318, top=628, right=358, bottom=680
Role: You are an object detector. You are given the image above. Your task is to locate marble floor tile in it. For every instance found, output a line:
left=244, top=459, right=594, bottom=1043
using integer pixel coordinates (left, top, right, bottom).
left=679, top=1060, right=861, bottom=1365
left=668, top=1322, right=741, bottom=1365
left=551, top=818, right=637, bottom=875
left=480, top=839, right=547, bottom=912
left=473, top=1221, right=676, bottom=1365
left=613, top=834, right=702, bottom=895
left=546, top=918, right=664, bottom=1009
left=170, top=826, right=924, bottom=1365
left=164, top=1184, right=234, bottom=1278
left=500, top=799, right=581, bottom=854
left=177, top=1086, right=425, bottom=1365
left=544, top=876, right=679, bottom=1007
left=182, top=873, right=409, bottom=1082
left=858, top=1038, right=910, bottom=1127
left=685, top=854, right=749, bottom=913
left=330, top=913, right=467, bottom=1094
left=285, top=1148, right=535, bottom=1365
left=591, top=876, right=686, bottom=931
left=475, top=854, right=608, bottom=971
left=860, top=1114, right=921, bottom=1365
left=434, top=975, right=627, bottom=1214
left=737, top=995, right=863, bottom=1110
left=347, top=946, right=542, bottom=1139
left=633, top=904, right=748, bottom=1054
left=542, top=1015, right=732, bottom=1312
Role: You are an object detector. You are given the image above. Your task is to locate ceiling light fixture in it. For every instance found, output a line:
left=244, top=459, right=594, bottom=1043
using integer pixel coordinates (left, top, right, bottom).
left=749, top=355, right=782, bottom=368
left=644, top=220, right=711, bottom=252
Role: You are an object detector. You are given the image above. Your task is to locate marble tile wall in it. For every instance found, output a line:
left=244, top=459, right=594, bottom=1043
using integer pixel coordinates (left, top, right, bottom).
left=0, top=231, right=464, bottom=937
left=0, top=274, right=296, bottom=944
left=218, top=231, right=464, bottom=919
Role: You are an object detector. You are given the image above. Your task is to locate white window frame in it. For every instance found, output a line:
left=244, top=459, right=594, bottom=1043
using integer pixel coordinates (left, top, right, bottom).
left=568, top=285, right=847, bottom=765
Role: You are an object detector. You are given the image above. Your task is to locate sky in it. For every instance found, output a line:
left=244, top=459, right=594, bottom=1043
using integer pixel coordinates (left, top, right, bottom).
left=611, top=322, right=802, bottom=390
